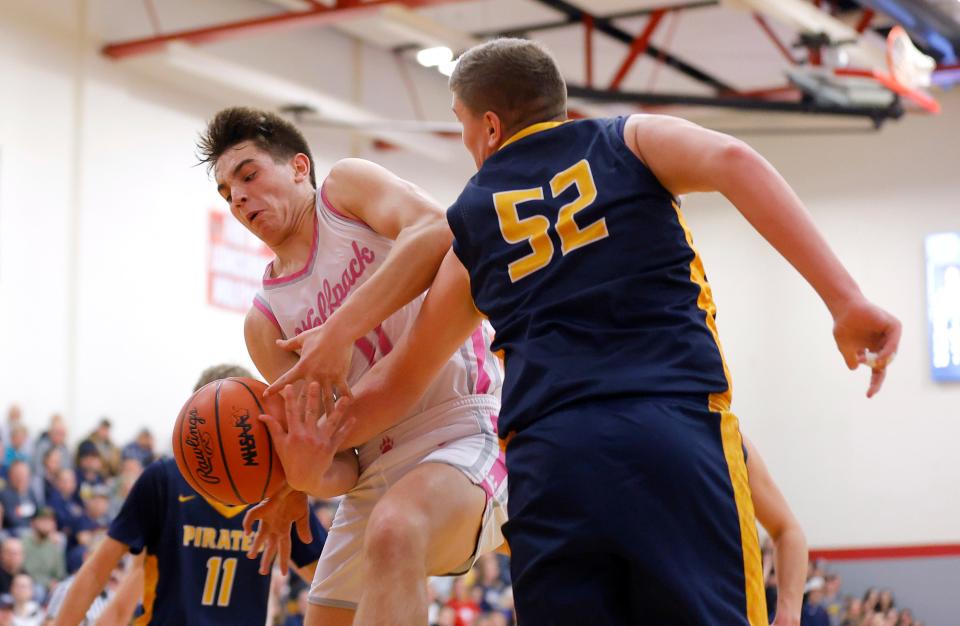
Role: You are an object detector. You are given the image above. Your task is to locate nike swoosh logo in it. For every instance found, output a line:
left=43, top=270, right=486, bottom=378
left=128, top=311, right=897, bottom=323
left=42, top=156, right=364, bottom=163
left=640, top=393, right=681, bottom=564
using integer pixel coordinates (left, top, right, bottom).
left=178, top=495, right=197, bottom=503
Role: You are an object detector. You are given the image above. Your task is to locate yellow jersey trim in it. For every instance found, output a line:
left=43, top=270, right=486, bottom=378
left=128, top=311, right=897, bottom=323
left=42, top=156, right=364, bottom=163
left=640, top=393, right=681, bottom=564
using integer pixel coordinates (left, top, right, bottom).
left=134, top=555, right=159, bottom=626
left=671, top=201, right=767, bottom=626
left=499, top=121, right=569, bottom=152
left=204, top=498, right=248, bottom=519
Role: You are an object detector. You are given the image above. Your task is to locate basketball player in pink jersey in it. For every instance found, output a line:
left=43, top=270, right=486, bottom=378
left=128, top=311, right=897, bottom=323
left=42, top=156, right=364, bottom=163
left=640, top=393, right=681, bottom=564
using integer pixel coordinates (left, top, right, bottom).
left=197, top=107, right=506, bottom=626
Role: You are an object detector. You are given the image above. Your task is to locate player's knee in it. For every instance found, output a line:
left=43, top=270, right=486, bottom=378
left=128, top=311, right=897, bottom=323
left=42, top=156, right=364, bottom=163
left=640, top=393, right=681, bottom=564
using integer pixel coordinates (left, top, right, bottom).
left=363, top=502, right=428, bottom=566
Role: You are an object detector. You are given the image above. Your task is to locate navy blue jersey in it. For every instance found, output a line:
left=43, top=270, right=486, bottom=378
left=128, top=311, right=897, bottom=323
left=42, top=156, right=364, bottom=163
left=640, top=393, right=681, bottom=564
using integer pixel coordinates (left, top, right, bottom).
left=109, top=459, right=325, bottom=626
left=447, top=117, right=731, bottom=435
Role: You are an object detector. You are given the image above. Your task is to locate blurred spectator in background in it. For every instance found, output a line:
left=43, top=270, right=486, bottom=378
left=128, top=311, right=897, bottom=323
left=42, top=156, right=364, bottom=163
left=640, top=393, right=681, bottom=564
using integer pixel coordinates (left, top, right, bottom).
left=445, top=577, right=480, bottom=626
left=898, top=608, right=915, bottom=626
left=31, top=450, right=62, bottom=508
left=46, top=471, right=81, bottom=551
left=120, top=430, right=154, bottom=468
left=78, top=421, right=118, bottom=478
left=108, top=460, right=142, bottom=519
left=841, top=596, right=863, bottom=626
left=4, top=427, right=32, bottom=469
left=74, top=445, right=105, bottom=504
left=21, top=508, right=64, bottom=592
left=823, top=574, right=843, bottom=626
left=0, top=463, right=38, bottom=533
left=2, top=408, right=23, bottom=454
left=473, top=554, right=506, bottom=613
left=31, top=419, right=70, bottom=484
left=0, top=539, right=25, bottom=594
left=877, top=589, right=895, bottom=614
left=10, top=573, right=42, bottom=626
left=802, top=576, right=831, bottom=626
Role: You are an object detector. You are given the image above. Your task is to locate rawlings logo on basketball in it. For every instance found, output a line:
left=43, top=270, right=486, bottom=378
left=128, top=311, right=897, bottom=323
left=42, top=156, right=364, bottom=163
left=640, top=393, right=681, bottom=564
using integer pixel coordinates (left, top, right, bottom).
left=295, top=241, right=376, bottom=335
left=184, top=409, right=220, bottom=484
left=233, top=410, right=259, bottom=467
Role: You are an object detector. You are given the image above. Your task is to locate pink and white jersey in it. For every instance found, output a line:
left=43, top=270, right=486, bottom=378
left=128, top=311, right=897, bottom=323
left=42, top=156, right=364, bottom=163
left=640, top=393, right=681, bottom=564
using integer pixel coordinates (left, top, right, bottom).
left=253, top=184, right=502, bottom=459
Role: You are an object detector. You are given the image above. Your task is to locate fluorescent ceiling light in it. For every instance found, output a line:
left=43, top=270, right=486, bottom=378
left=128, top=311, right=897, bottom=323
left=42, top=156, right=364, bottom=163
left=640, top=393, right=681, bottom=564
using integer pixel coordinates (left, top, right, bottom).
left=417, top=46, right=453, bottom=68
left=438, top=58, right=458, bottom=76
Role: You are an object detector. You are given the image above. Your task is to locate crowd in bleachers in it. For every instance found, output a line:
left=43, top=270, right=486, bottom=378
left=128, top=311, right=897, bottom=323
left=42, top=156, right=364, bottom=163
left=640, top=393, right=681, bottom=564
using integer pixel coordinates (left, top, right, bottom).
left=0, top=405, right=155, bottom=625
left=0, top=403, right=930, bottom=626
left=762, top=538, right=926, bottom=626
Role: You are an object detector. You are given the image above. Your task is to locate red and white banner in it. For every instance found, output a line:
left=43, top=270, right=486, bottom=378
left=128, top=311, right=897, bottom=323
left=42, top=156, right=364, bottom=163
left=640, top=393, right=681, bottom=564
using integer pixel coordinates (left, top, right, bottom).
left=207, top=211, right=272, bottom=312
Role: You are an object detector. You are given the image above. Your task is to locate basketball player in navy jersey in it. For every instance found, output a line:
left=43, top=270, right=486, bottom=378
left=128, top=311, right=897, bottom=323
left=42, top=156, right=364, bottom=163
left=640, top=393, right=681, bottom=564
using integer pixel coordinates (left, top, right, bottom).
left=51, top=365, right=325, bottom=626
left=277, top=38, right=901, bottom=626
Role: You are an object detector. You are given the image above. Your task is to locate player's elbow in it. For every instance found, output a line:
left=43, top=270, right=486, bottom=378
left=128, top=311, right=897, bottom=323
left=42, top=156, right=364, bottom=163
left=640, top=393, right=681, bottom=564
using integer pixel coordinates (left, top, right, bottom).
left=711, top=138, right=764, bottom=190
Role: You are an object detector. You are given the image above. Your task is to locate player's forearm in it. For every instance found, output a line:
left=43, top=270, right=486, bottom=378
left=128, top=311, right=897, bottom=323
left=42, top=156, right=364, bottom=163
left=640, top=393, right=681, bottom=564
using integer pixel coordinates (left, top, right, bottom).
left=718, top=144, right=863, bottom=316
left=322, top=219, right=452, bottom=343
left=338, top=250, right=483, bottom=449
left=771, top=525, right=808, bottom=626
left=53, top=543, right=124, bottom=626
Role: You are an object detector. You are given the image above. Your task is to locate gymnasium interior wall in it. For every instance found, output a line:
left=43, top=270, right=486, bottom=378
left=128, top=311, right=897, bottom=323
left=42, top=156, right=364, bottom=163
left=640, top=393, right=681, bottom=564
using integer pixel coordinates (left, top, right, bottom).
left=1, top=0, right=957, bottom=558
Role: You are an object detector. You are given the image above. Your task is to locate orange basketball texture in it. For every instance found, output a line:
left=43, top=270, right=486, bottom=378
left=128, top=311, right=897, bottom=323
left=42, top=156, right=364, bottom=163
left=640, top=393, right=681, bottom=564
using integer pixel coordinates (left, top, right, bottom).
left=172, top=377, right=285, bottom=506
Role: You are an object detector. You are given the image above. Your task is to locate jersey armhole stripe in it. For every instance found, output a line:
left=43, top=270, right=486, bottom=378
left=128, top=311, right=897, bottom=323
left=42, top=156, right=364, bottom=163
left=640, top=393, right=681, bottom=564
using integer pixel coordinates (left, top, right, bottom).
left=252, top=295, right=284, bottom=338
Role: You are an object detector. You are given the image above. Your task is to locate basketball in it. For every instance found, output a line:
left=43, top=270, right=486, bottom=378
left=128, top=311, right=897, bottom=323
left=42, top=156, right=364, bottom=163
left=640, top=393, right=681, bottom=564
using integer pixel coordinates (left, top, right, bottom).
left=172, top=377, right=285, bottom=506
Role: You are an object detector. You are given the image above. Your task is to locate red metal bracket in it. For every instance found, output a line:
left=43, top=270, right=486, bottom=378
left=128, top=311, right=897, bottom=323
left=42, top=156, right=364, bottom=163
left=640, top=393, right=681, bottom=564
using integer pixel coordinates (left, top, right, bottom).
left=608, top=9, right=667, bottom=91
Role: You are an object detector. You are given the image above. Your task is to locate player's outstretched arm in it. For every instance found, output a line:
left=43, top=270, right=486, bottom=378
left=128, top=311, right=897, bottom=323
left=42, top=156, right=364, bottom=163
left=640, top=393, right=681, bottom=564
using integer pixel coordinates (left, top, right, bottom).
left=265, top=158, right=453, bottom=411
left=335, top=248, right=484, bottom=450
left=625, top=114, right=901, bottom=397
left=744, top=437, right=807, bottom=626
left=51, top=537, right=128, bottom=626
left=93, top=553, right=144, bottom=626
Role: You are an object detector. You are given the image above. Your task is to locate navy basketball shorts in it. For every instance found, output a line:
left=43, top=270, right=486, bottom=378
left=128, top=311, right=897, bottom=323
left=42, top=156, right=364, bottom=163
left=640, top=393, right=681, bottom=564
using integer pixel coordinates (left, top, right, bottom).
left=502, top=396, right=767, bottom=626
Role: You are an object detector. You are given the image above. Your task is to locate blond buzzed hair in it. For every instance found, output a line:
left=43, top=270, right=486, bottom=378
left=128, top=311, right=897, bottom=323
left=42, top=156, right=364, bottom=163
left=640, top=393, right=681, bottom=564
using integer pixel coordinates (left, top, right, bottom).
left=450, top=38, right=567, bottom=136
left=193, top=364, right=254, bottom=392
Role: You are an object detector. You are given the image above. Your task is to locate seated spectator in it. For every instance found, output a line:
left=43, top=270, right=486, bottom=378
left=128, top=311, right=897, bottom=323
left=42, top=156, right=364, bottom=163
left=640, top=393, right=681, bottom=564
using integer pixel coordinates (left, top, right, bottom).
left=46, top=470, right=82, bottom=549
left=898, top=608, right=915, bottom=626
left=74, top=446, right=105, bottom=504
left=0, top=463, right=38, bottom=533
left=3, top=427, right=31, bottom=469
left=31, top=419, right=70, bottom=484
left=445, top=577, right=480, bottom=626
left=2, top=408, right=22, bottom=454
left=841, top=596, right=863, bottom=626
left=108, top=459, right=142, bottom=519
left=78, top=421, right=118, bottom=478
left=877, top=589, right=895, bottom=614
left=21, top=508, right=64, bottom=591
left=67, top=486, right=111, bottom=572
left=9, top=574, right=41, bottom=626
left=0, top=539, right=24, bottom=594
left=120, top=430, right=154, bottom=468
left=31, top=450, right=62, bottom=507
left=802, top=577, right=830, bottom=626
left=823, top=574, right=842, bottom=626
left=473, top=554, right=506, bottom=613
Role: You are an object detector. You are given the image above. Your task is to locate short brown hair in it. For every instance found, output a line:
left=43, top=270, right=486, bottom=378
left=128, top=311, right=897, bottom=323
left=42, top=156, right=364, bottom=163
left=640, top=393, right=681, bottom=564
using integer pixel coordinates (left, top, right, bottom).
left=450, top=38, right=566, bottom=135
left=197, top=107, right=316, bottom=188
left=193, top=364, right=254, bottom=392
